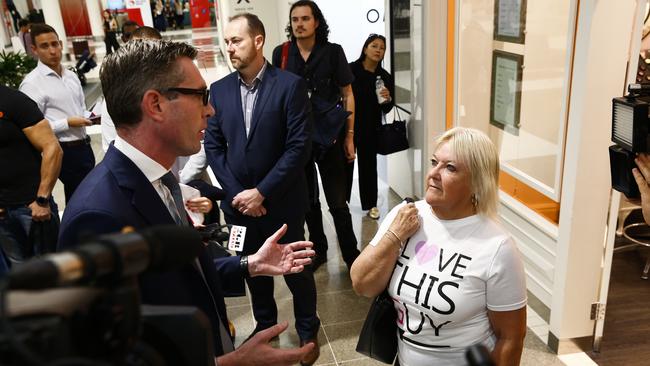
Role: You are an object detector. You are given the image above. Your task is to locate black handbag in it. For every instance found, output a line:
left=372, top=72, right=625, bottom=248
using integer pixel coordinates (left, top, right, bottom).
left=356, top=198, right=414, bottom=364
left=376, top=108, right=409, bottom=155
left=355, top=289, right=398, bottom=364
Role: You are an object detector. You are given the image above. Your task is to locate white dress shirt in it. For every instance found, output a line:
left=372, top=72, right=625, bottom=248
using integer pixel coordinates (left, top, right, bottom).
left=113, top=136, right=177, bottom=219
left=20, top=61, right=88, bottom=142
left=179, top=142, right=209, bottom=184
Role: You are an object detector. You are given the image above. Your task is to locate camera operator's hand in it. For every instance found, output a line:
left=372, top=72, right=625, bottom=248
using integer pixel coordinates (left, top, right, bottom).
left=216, top=322, right=315, bottom=366
left=633, top=153, right=650, bottom=225
left=248, top=224, right=314, bottom=276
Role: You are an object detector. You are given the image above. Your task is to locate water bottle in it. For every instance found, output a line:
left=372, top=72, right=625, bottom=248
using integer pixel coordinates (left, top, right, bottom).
left=375, top=76, right=387, bottom=104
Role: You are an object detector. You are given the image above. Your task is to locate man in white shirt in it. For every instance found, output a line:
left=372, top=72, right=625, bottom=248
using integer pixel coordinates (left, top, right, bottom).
left=20, top=23, right=95, bottom=203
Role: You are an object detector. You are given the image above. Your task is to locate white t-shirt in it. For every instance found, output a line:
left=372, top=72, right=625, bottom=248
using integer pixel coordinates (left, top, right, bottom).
left=370, top=200, right=527, bottom=366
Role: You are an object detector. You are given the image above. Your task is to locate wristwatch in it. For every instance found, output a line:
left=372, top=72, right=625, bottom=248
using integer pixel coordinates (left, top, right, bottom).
left=35, top=196, right=49, bottom=207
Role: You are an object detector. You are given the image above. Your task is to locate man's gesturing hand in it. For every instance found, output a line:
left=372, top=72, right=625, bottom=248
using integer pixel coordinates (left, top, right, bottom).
left=248, top=224, right=314, bottom=276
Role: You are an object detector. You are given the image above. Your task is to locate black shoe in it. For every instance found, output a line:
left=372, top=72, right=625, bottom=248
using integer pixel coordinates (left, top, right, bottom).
left=310, top=254, right=328, bottom=272
left=243, top=323, right=279, bottom=344
left=300, top=338, right=320, bottom=366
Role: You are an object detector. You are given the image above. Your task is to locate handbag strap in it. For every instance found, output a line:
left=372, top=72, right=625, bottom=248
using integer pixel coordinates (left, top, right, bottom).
left=393, top=106, right=403, bottom=123
left=382, top=107, right=405, bottom=126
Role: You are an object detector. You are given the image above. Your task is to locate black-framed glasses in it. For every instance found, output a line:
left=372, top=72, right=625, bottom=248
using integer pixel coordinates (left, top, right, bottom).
left=164, top=87, right=210, bottom=106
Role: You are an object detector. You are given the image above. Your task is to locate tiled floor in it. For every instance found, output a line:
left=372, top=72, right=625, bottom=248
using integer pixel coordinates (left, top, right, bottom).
left=60, top=27, right=592, bottom=366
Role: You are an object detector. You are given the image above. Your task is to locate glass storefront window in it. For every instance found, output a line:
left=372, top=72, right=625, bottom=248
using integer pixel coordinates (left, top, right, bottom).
left=456, top=0, right=573, bottom=208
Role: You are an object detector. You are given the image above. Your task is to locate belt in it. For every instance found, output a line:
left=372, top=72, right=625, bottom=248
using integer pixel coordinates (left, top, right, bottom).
left=59, top=136, right=90, bottom=148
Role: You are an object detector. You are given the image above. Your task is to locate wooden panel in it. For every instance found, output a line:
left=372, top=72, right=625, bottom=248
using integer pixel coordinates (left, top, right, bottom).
left=446, top=0, right=454, bottom=129
left=59, top=0, right=92, bottom=37
left=500, top=170, right=560, bottom=224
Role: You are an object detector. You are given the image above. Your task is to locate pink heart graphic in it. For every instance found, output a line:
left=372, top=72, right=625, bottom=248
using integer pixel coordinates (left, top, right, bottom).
left=414, top=241, right=439, bottom=265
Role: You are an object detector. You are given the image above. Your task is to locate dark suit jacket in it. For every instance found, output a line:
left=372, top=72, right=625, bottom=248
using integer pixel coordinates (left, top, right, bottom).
left=204, top=63, right=311, bottom=222
left=59, top=145, right=238, bottom=356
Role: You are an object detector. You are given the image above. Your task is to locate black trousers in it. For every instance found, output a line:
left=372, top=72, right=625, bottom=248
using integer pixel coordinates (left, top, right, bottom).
left=345, top=143, right=378, bottom=210
left=224, top=212, right=320, bottom=341
left=60, top=142, right=95, bottom=203
left=104, top=32, right=120, bottom=55
left=305, top=138, right=360, bottom=267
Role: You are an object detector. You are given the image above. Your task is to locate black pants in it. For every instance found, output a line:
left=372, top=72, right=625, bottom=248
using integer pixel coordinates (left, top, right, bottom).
left=305, top=138, right=360, bottom=267
left=104, top=32, right=120, bottom=55
left=345, top=143, right=378, bottom=210
left=60, top=142, right=95, bottom=203
left=224, top=212, right=320, bottom=341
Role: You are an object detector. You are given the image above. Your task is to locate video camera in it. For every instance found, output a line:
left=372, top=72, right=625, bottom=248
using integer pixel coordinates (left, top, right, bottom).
left=610, top=83, right=650, bottom=198
left=0, top=226, right=215, bottom=366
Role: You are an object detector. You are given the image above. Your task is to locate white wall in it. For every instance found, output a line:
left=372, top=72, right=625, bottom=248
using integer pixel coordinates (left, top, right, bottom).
left=87, top=0, right=104, bottom=38
left=313, top=0, right=386, bottom=62
left=550, top=0, right=636, bottom=344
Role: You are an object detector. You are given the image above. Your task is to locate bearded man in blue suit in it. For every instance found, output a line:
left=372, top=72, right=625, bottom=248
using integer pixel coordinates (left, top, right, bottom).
left=204, top=13, right=320, bottom=366
left=58, top=39, right=315, bottom=366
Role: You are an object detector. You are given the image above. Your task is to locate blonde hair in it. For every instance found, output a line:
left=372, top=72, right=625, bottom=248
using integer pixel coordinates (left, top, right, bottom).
left=434, top=127, right=500, bottom=218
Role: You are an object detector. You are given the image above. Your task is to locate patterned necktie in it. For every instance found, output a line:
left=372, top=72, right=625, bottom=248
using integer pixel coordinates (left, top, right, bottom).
left=159, top=171, right=234, bottom=353
left=159, top=171, right=189, bottom=226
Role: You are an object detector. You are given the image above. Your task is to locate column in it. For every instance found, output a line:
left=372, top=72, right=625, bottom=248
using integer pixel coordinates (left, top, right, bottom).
left=41, top=0, right=66, bottom=49
left=85, top=0, right=104, bottom=40
left=549, top=0, right=636, bottom=353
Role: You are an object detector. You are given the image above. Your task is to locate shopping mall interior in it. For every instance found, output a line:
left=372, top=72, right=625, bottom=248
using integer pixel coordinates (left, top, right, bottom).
left=1, top=0, right=650, bottom=365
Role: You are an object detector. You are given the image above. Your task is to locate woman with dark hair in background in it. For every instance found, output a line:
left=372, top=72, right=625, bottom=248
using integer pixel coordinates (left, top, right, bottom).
left=102, top=10, right=120, bottom=55
left=346, top=34, right=394, bottom=220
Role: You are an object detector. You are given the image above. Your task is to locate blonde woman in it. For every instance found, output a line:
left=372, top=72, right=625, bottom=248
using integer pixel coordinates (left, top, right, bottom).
left=351, top=127, right=527, bottom=366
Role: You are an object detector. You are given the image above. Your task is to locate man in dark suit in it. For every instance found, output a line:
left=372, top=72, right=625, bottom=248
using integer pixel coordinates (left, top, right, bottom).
left=204, top=13, right=320, bottom=366
left=59, top=39, right=315, bottom=366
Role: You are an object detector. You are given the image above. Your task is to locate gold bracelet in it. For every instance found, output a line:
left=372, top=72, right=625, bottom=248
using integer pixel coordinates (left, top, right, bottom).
left=385, top=229, right=403, bottom=248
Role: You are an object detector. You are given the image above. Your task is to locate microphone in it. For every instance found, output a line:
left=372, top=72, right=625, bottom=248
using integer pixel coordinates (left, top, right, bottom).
left=7, top=225, right=204, bottom=290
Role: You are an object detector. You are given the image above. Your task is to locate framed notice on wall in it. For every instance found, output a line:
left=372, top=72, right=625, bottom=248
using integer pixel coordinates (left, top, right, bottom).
left=490, top=50, right=523, bottom=135
left=494, top=0, right=527, bottom=43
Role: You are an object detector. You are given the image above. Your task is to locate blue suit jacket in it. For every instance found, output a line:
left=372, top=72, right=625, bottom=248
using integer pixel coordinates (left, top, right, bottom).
left=59, top=145, right=237, bottom=356
left=204, top=63, right=312, bottom=221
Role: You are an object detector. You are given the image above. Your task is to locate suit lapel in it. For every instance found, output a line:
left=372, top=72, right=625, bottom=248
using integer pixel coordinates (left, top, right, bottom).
left=247, top=63, right=276, bottom=143
left=104, top=146, right=176, bottom=226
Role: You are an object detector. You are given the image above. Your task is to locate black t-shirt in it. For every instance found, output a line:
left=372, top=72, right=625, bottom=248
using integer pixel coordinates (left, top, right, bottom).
left=0, top=85, right=44, bottom=205
left=272, top=41, right=354, bottom=105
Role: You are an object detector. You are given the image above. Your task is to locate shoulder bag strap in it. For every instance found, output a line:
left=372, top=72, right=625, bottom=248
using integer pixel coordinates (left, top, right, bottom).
left=280, top=41, right=290, bottom=70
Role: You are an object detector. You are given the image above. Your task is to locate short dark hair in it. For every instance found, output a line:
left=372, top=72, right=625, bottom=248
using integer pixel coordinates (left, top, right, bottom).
left=30, top=23, right=57, bottom=45
left=229, top=13, right=266, bottom=43
left=285, top=0, right=329, bottom=44
left=121, top=20, right=139, bottom=33
left=131, top=26, right=162, bottom=40
left=356, top=33, right=386, bottom=63
left=100, top=40, right=198, bottom=128
left=18, top=18, right=30, bottom=28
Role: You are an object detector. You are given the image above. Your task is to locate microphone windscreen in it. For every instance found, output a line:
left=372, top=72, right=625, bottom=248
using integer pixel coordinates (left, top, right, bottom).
left=139, top=225, right=204, bottom=271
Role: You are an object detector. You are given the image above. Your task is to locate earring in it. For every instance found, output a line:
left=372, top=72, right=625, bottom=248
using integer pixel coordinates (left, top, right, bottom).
left=471, top=194, right=478, bottom=207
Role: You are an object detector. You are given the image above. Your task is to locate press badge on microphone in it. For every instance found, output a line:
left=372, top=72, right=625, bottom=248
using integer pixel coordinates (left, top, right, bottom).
left=228, top=225, right=247, bottom=251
